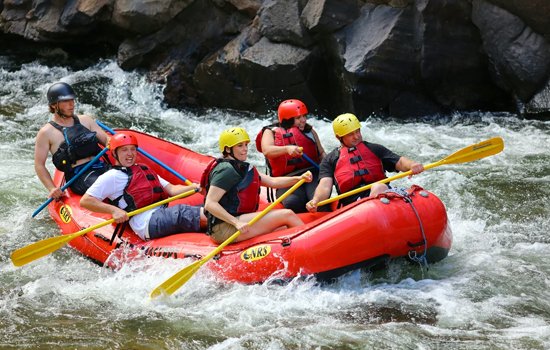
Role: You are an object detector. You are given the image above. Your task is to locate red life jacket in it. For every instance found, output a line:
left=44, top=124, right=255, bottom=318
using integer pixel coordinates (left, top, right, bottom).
left=111, top=165, right=169, bottom=212
left=255, top=126, right=318, bottom=177
left=334, top=142, right=386, bottom=194
left=200, top=158, right=260, bottom=215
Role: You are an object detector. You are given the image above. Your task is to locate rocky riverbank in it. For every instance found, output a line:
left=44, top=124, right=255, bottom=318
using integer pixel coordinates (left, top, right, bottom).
left=2, top=0, right=549, bottom=120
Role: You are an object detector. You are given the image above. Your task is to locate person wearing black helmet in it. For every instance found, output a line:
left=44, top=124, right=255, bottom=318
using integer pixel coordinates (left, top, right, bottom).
left=34, top=82, right=110, bottom=200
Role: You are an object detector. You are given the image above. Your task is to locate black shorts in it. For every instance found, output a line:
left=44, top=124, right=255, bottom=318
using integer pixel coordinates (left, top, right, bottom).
left=67, top=161, right=109, bottom=195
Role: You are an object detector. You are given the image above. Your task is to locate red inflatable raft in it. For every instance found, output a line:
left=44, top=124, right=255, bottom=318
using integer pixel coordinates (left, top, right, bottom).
left=48, top=129, right=452, bottom=283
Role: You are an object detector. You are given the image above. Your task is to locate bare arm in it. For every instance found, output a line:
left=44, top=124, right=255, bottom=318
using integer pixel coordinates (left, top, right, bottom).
left=81, top=115, right=109, bottom=146
left=260, top=129, right=302, bottom=159
left=163, top=182, right=203, bottom=196
left=395, top=156, right=424, bottom=179
left=34, top=128, right=63, bottom=200
left=259, top=171, right=312, bottom=189
left=204, top=185, right=251, bottom=234
left=306, top=177, right=334, bottom=213
left=311, top=129, right=327, bottom=161
left=80, top=193, right=129, bottom=223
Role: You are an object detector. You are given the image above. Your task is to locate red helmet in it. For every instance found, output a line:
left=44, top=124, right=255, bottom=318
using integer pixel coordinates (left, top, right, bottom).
left=110, top=133, right=138, bottom=158
left=277, top=99, right=308, bottom=123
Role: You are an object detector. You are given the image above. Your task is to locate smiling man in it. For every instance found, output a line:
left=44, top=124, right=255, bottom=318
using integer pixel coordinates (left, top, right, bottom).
left=306, top=113, right=425, bottom=212
left=34, top=82, right=110, bottom=199
left=80, top=133, right=207, bottom=241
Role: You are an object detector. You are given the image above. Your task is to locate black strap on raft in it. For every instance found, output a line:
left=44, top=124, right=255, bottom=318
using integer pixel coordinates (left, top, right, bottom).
left=384, top=188, right=429, bottom=271
left=110, top=221, right=128, bottom=246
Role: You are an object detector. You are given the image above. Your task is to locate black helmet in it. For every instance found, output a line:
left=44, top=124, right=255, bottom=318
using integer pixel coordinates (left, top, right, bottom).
left=47, top=82, right=76, bottom=104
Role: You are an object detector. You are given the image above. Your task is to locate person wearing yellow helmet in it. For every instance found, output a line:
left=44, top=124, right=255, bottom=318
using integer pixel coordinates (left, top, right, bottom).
left=306, top=114, right=424, bottom=212
left=255, top=99, right=329, bottom=213
left=201, top=127, right=312, bottom=244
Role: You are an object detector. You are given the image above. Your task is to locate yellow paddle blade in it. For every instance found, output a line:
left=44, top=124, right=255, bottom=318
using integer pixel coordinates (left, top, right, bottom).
left=150, top=177, right=308, bottom=299
left=11, top=188, right=198, bottom=267
left=150, top=260, right=203, bottom=299
left=317, top=137, right=504, bottom=207
left=11, top=230, right=89, bottom=267
left=435, top=137, right=504, bottom=166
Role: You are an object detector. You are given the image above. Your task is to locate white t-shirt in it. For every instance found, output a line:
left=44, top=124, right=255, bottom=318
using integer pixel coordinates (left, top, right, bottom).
left=86, top=168, right=169, bottom=240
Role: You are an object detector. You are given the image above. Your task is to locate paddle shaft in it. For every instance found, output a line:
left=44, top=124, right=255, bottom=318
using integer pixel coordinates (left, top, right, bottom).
left=32, top=147, right=110, bottom=218
left=12, top=188, right=198, bottom=267
left=297, top=147, right=319, bottom=169
left=149, top=178, right=307, bottom=298
left=96, top=121, right=193, bottom=185
left=317, top=138, right=504, bottom=207
left=301, top=153, right=320, bottom=169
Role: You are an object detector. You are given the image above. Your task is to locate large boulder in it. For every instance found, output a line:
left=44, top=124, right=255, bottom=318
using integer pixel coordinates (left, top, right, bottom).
left=150, top=0, right=249, bottom=107
left=524, top=79, right=550, bottom=120
left=194, top=28, right=329, bottom=114
left=485, top=0, right=550, bottom=39
left=418, top=0, right=513, bottom=112
left=472, top=0, right=550, bottom=102
left=301, top=0, right=359, bottom=34
left=111, top=0, right=194, bottom=35
left=324, top=3, right=425, bottom=118
left=258, top=0, right=312, bottom=47
left=226, top=0, right=261, bottom=18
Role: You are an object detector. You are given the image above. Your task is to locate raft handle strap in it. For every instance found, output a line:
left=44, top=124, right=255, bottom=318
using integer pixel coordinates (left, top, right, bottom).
left=404, top=196, right=429, bottom=270
left=282, top=237, right=291, bottom=247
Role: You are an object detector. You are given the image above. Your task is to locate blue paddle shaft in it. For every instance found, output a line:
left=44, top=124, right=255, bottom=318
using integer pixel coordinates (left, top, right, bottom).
left=32, top=147, right=109, bottom=218
left=301, top=153, right=320, bottom=169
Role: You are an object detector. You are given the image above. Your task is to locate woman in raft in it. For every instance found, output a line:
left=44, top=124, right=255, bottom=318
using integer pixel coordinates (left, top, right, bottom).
left=202, top=127, right=311, bottom=244
left=255, top=99, right=329, bottom=212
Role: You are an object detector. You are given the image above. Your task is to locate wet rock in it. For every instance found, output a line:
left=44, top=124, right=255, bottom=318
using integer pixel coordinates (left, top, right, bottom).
left=325, top=4, right=419, bottom=118
left=472, top=0, right=550, bottom=102
left=258, top=0, right=312, bottom=47
left=60, top=0, right=112, bottom=28
left=301, top=0, right=358, bottom=34
left=419, top=0, right=513, bottom=112
left=111, top=0, right=194, bottom=35
left=194, top=30, right=329, bottom=114
left=226, top=0, right=261, bottom=18
left=148, top=1, right=242, bottom=108
left=524, top=79, right=550, bottom=120
left=485, top=0, right=550, bottom=40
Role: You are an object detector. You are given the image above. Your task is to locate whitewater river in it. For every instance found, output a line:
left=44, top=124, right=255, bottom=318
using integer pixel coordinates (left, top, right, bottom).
left=1, top=57, right=549, bottom=349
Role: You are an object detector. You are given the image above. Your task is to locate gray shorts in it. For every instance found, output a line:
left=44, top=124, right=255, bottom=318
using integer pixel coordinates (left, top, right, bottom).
left=147, top=204, right=201, bottom=240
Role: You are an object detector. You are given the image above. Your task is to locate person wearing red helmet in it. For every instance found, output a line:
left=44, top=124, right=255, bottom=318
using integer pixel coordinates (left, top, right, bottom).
left=35, top=82, right=110, bottom=199
left=255, top=99, right=328, bottom=213
left=80, top=133, right=207, bottom=241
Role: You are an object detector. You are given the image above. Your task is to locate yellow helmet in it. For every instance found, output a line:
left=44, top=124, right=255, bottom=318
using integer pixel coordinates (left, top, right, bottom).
left=333, top=113, right=361, bottom=137
left=219, top=127, right=250, bottom=152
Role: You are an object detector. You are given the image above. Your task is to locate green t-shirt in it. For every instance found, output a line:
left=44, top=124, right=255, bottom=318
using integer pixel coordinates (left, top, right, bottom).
left=209, top=162, right=243, bottom=192
left=207, top=161, right=247, bottom=229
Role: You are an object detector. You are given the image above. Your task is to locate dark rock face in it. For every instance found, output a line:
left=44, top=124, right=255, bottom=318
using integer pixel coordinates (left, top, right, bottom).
left=472, top=0, right=550, bottom=102
left=485, top=0, right=550, bottom=39
left=525, top=81, right=550, bottom=120
left=419, top=0, right=513, bottom=112
left=258, top=0, right=312, bottom=47
left=194, top=29, right=329, bottom=114
left=301, top=0, right=359, bottom=34
left=1, top=0, right=550, bottom=120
